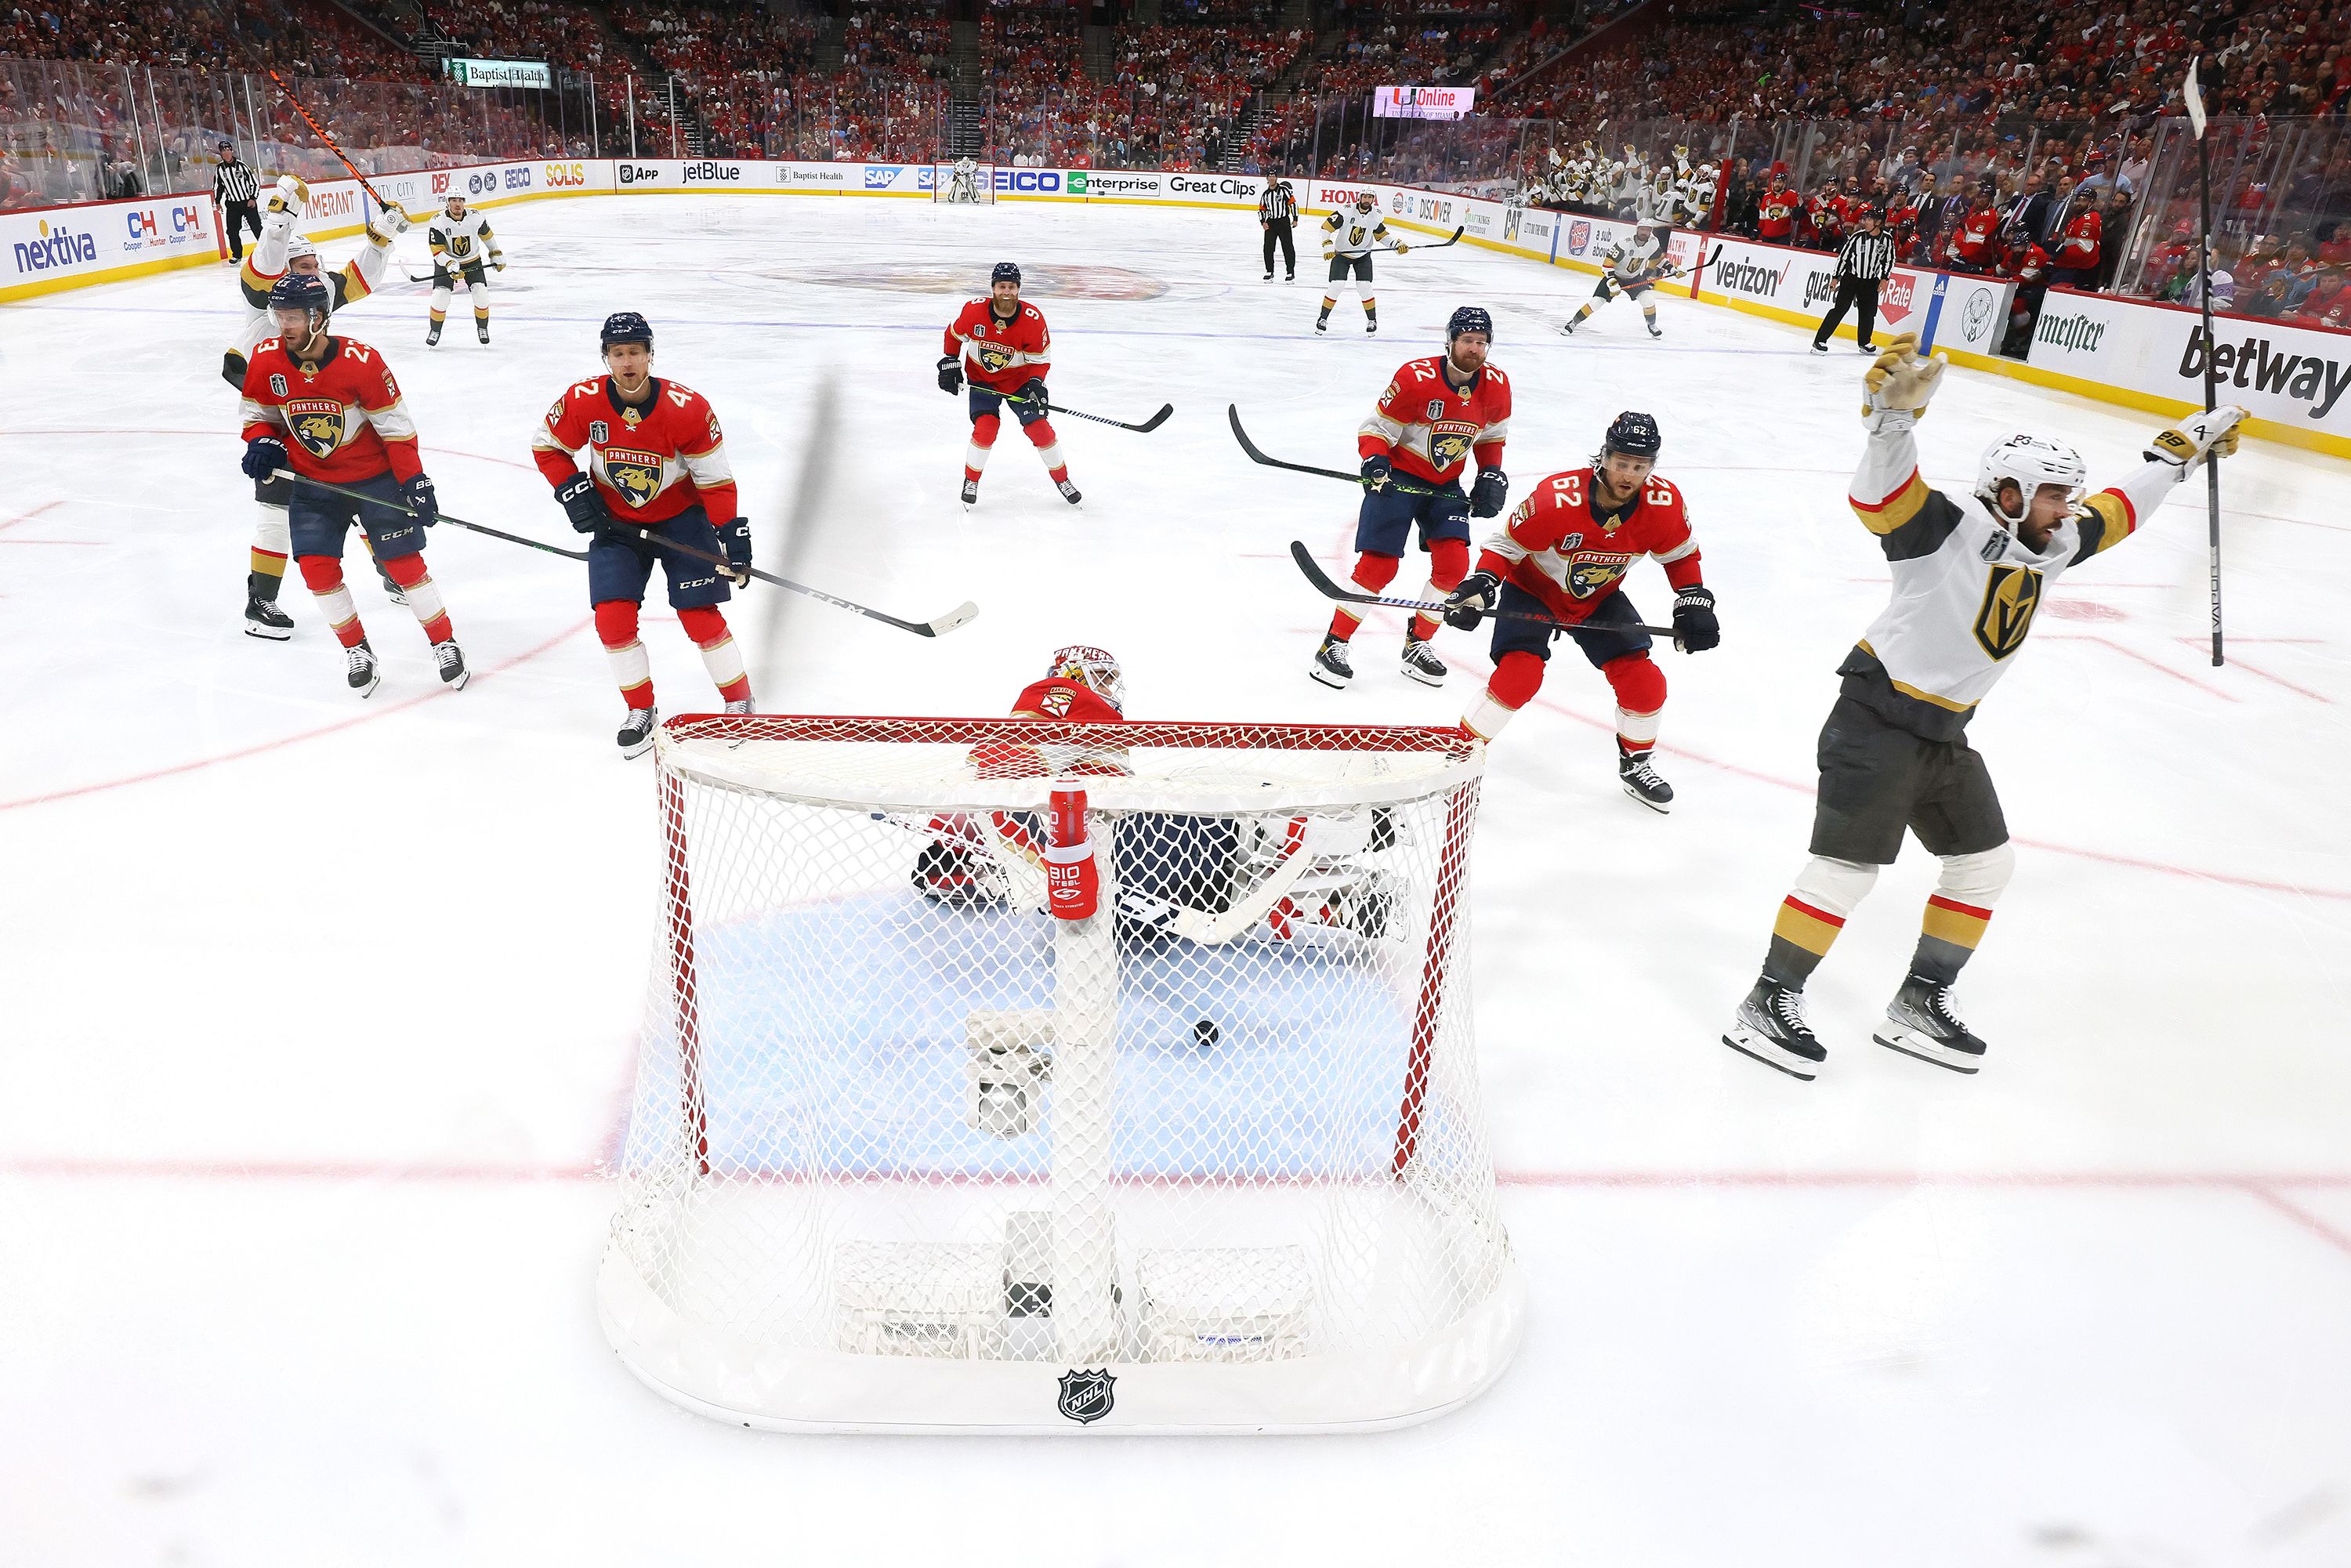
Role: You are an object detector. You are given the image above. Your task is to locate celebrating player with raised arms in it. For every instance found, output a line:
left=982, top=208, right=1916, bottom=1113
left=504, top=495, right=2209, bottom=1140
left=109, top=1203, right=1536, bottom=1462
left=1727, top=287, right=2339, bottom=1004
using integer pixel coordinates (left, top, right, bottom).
left=1442, top=411, right=1720, bottom=811
left=532, top=312, right=755, bottom=758
left=1560, top=218, right=1674, bottom=339
left=1721, top=335, right=2245, bottom=1081
left=1311, top=306, right=1510, bottom=692
left=1317, top=192, right=1405, bottom=335
left=426, top=193, right=505, bottom=347
left=938, top=262, right=1080, bottom=509
left=222, top=173, right=407, bottom=640
left=237, top=273, right=465, bottom=697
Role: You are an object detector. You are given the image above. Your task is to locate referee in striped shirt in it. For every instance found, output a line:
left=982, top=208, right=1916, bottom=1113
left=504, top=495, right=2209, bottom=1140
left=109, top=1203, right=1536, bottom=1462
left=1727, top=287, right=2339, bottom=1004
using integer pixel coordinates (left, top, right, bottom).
left=212, top=142, right=261, bottom=262
left=1812, top=207, right=1895, bottom=353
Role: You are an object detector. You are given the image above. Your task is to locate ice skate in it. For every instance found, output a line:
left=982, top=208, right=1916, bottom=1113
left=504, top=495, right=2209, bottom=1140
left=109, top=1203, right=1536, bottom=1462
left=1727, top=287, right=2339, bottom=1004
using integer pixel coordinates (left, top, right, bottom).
left=1722, top=977, right=1825, bottom=1081
left=618, top=704, right=658, bottom=759
left=1310, top=635, right=1353, bottom=690
left=476, top=320, right=491, bottom=345
left=433, top=639, right=469, bottom=690
left=243, top=592, right=294, bottom=640
left=960, top=476, right=979, bottom=508
left=426, top=320, right=442, bottom=346
left=1559, top=317, right=1578, bottom=336
left=1874, top=975, right=1988, bottom=1074
left=1399, top=636, right=1447, bottom=687
left=346, top=639, right=381, bottom=697
left=1618, top=744, right=1673, bottom=812
left=1645, top=320, right=1663, bottom=339
left=1056, top=476, right=1083, bottom=508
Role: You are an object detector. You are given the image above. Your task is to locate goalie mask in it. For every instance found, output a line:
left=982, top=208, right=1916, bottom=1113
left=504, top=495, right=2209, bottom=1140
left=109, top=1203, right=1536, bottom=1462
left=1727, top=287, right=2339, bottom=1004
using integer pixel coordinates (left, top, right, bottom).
left=1972, top=431, right=2085, bottom=523
left=1046, top=645, right=1125, bottom=714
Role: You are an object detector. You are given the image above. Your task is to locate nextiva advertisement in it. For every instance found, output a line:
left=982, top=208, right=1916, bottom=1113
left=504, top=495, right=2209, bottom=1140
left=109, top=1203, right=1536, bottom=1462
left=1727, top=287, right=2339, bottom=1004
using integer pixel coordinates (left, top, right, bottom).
left=2, top=193, right=216, bottom=298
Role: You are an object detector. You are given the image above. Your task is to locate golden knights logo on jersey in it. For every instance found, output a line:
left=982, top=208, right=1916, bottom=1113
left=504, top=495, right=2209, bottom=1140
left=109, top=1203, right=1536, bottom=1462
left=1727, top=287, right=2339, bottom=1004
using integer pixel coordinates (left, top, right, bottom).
left=973, top=339, right=1017, bottom=374
left=1972, top=563, right=2044, bottom=660
left=286, top=397, right=345, bottom=458
left=601, top=447, right=666, bottom=508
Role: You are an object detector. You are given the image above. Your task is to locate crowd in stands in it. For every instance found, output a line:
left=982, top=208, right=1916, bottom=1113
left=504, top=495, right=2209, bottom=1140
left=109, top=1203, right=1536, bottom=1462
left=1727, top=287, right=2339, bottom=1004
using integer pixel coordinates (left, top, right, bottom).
left=2, top=0, right=431, bottom=79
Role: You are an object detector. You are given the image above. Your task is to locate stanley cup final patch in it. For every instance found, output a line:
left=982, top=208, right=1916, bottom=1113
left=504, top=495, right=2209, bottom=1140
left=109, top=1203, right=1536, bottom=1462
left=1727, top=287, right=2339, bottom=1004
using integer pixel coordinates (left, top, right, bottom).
left=1056, top=1367, right=1115, bottom=1424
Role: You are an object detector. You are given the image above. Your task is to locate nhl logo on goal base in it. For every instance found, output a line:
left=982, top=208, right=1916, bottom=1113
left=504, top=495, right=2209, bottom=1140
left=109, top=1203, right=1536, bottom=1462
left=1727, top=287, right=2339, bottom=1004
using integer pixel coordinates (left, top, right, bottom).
left=1056, top=1367, right=1116, bottom=1425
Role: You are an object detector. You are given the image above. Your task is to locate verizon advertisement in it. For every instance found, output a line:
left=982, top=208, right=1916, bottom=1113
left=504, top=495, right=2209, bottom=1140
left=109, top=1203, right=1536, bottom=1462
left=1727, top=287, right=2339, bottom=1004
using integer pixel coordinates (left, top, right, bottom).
left=1691, top=235, right=2014, bottom=357
left=1, top=190, right=217, bottom=298
left=2027, top=288, right=2351, bottom=436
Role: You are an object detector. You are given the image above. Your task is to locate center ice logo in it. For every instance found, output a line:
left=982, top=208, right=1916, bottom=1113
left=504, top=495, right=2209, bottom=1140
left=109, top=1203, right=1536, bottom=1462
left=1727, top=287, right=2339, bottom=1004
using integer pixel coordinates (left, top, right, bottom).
left=287, top=398, right=345, bottom=458
left=601, top=447, right=667, bottom=507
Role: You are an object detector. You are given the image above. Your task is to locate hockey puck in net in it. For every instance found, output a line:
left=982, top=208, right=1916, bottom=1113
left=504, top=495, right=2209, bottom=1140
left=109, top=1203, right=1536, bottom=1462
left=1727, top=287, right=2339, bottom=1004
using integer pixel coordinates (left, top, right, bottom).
left=1194, top=1019, right=1220, bottom=1049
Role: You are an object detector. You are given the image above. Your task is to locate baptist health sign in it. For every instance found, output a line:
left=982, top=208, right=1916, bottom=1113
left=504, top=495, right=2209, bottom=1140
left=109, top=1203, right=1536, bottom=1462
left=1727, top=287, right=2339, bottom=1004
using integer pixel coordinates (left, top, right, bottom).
left=447, top=59, right=552, bottom=89
left=1371, top=85, right=1476, bottom=121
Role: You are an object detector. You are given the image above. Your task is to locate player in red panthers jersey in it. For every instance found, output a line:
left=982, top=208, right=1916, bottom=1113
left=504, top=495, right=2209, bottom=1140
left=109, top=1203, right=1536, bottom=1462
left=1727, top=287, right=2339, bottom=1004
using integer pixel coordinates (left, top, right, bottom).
left=937, top=261, right=1080, bottom=510
left=1311, top=306, right=1512, bottom=692
left=531, top=311, right=755, bottom=758
left=1442, top=411, right=1721, bottom=812
left=237, top=273, right=466, bottom=698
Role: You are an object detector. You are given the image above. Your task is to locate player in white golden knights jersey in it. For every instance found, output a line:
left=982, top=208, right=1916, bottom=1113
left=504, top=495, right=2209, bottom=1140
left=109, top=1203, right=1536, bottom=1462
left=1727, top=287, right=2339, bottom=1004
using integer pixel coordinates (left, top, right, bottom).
left=1722, top=333, right=2246, bottom=1082
left=426, top=194, right=504, bottom=347
left=1559, top=219, right=1674, bottom=339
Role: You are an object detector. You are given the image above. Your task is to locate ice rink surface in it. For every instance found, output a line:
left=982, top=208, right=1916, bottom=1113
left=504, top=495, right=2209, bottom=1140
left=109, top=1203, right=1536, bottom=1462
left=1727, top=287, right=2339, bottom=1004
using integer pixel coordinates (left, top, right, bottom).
left=3, top=191, right=2348, bottom=1564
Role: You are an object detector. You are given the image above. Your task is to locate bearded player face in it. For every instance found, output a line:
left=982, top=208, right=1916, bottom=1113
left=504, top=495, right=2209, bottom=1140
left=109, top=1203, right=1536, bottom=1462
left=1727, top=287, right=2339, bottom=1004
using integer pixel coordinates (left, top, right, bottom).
left=989, top=278, right=1020, bottom=312
left=1447, top=331, right=1489, bottom=375
left=1596, top=450, right=1654, bottom=505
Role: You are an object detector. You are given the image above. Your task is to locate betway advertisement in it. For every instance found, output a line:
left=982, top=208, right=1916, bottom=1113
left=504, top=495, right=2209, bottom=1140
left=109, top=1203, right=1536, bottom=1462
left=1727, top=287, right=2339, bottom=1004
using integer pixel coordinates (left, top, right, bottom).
left=1, top=190, right=218, bottom=298
left=2027, top=288, right=2351, bottom=437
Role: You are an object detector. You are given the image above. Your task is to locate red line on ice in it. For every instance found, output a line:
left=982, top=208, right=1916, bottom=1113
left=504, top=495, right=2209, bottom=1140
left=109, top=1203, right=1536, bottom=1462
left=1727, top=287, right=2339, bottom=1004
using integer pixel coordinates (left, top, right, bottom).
left=0, top=616, right=592, bottom=813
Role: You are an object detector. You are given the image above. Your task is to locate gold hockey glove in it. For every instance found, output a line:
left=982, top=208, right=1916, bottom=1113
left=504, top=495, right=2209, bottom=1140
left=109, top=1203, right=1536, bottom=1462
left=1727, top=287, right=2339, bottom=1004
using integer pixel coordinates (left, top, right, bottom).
left=2146, top=405, right=2246, bottom=469
left=1863, top=332, right=1945, bottom=418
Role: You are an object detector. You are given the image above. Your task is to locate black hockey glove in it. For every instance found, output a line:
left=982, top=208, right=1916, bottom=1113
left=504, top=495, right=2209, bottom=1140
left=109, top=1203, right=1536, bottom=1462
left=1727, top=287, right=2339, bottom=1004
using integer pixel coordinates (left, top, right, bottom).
left=241, top=434, right=287, bottom=481
left=1671, top=585, right=1719, bottom=652
left=1016, top=376, right=1049, bottom=408
left=1470, top=466, right=1509, bottom=518
left=553, top=472, right=608, bottom=534
left=1360, top=454, right=1393, bottom=493
left=1444, top=570, right=1500, bottom=632
left=718, top=515, right=753, bottom=581
left=936, top=355, right=963, bottom=396
left=403, top=473, right=439, bottom=527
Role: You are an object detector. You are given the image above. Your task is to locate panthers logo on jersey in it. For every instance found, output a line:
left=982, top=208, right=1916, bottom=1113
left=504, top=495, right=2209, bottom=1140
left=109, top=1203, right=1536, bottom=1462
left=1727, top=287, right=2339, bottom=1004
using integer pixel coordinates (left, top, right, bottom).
left=600, top=447, right=667, bottom=508
left=286, top=398, right=346, bottom=459
left=1567, top=556, right=1632, bottom=598
left=1429, top=419, right=1481, bottom=469
left=974, top=339, right=1017, bottom=374
left=1972, top=563, right=2043, bottom=660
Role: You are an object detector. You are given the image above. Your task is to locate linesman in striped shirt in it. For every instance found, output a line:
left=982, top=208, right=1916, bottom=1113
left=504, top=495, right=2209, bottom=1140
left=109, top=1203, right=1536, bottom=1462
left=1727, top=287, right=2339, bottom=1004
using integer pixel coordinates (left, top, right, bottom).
left=1259, top=175, right=1299, bottom=283
left=1811, top=208, right=1895, bottom=354
left=212, top=142, right=261, bottom=263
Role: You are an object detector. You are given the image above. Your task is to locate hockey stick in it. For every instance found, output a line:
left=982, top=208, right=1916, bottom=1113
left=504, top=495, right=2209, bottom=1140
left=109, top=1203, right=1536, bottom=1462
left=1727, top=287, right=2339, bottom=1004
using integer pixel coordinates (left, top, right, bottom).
left=1290, top=541, right=1678, bottom=638
left=264, top=70, right=414, bottom=226
left=1373, top=223, right=1465, bottom=254
left=1226, top=404, right=1440, bottom=494
left=1142, top=812, right=1375, bottom=946
left=1667, top=242, right=1725, bottom=278
left=277, top=471, right=977, bottom=638
left=277, top=471, right=587, bottom=561
left=1003, top=392, right=1172, bottom=434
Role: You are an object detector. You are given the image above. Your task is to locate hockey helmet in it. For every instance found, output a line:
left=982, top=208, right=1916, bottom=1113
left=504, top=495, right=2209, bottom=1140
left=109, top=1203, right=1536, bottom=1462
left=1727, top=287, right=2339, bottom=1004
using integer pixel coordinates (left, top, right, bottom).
left=600, top=310, right=654, bottom=350
left=284, top=235, right=321, bottom=272
left=1446, top=305, right=1494, bottom=343
left=1600, top=410, right=1663, bottom=461
left=1046, top=644, right=1125, bottom=714
left=1972, top=432, right=2085, bottom=521
left=267, top=271, right=331, bottom=328
left=444, top=193, right=467, bottom=212
left=991, top=261, right=1022, bottom=287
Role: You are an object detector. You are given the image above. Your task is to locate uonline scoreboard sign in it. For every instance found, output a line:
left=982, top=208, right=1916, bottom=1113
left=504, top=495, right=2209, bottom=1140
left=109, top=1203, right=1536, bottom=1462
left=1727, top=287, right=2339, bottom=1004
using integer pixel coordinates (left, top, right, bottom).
left=1371, top=85, right=1476, bottom=121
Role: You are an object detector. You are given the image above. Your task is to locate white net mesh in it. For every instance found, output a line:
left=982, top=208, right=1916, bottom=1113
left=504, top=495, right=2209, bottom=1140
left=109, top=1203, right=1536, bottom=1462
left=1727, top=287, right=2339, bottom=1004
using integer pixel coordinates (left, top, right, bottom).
left=598, top=715, right=1522, bottom=1432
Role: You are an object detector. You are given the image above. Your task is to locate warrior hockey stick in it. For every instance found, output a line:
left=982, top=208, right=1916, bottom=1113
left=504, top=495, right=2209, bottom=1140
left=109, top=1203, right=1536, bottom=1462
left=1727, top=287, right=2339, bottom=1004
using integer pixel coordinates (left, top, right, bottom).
left=1290, top=541, right=1677, bottom=638
left=265, top=71, right=414, bottom=225
left=1227, top=405, right=1440, bottom=494
left=1369, top=224, right=1465, bottom=254
left=1004, top=393, right=1173, bottom=434
left=279, top=473, right=978, bottom=637
left=277, top=472, right=588, bottom=561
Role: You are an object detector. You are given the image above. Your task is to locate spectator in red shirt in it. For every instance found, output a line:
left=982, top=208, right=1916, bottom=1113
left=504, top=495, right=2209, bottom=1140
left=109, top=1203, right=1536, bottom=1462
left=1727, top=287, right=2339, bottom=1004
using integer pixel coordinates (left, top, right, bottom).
left=1757, top=171, right=1799, bottom=244
left=2050, top=200, right=2104, bottom=289
left=1946, top=186, right=2003, bottom=273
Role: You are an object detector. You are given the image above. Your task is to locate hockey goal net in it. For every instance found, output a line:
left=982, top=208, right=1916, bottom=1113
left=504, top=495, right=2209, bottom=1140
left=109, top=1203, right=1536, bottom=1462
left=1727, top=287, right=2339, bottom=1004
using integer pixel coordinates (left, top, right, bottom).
left=932, top=160, right=997, bottom=203
left=599, top=715, right=1521, bottom=1433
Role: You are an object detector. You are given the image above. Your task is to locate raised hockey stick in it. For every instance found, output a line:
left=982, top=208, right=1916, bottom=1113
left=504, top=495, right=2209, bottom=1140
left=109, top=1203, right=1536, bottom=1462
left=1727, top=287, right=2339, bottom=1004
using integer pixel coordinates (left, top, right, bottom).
left=1003, top=392, right=1172, bottom=434
left=1667, top=243, right=1725, bottom=278
left=1227, top=404, right=1440, bottom=494
left=1290, top=541, right=1678, bottom=638
left=278, top=472, right=978, bottom=638
left=277, top=471, right=587, bottom=561
left=265, top=70, right=414, bottom=225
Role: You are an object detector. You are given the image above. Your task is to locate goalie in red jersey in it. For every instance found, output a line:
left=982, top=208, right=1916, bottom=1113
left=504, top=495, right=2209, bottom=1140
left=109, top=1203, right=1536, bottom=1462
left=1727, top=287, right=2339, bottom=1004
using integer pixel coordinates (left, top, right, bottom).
left=915, top=648, right=1397, bottom=945
left=938, top=261, right=1081, bottom=510
left=1441, top=411, right=1722, bottom=813
left=1311, top=306, right=1512, bottom=693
